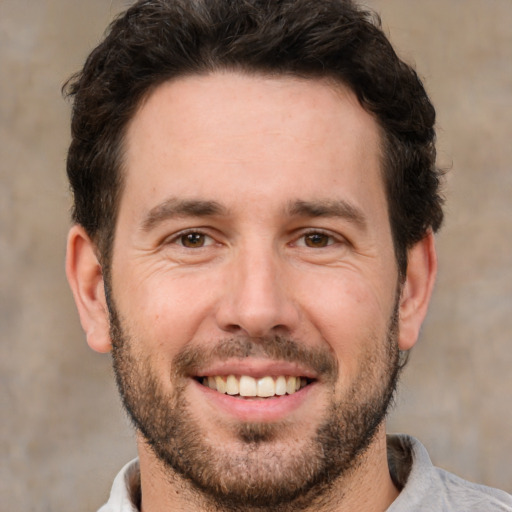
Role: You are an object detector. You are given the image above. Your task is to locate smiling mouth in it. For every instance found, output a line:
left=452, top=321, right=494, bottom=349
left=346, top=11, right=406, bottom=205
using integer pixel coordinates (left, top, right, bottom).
left=197, top=375, right=313, bottom=398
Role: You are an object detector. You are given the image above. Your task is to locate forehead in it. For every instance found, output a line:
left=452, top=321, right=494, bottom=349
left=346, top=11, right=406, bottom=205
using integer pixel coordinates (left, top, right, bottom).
left=121, top=71, right=385, bottom=219
left=128, top=72, right=380, bottom=149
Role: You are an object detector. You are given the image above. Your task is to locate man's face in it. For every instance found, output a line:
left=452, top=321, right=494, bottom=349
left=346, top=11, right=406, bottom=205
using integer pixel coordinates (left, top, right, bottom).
left=109, top=72, right=401, bottom=507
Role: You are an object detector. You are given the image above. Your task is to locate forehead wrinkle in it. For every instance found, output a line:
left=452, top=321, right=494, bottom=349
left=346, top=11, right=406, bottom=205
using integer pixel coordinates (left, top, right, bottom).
left=141, top=197, right=229, bottom=232
left=286, top=199, right=368, bottom=231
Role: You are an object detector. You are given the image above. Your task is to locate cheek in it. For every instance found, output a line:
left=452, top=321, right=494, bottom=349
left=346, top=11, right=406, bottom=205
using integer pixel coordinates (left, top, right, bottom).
left=297, top=271, right=393, bottom=375
left=113, top=268, right=219, bottom=357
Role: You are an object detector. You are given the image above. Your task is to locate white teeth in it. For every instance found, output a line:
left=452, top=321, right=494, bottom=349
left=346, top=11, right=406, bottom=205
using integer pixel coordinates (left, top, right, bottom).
left=239, top=375, right=257, bottom=396
left=286, top=376, right=297, bottom=395
left=275, top=376, right=287, bottom=396
left=201, top=375, right=309, bottom=398
left=215, top=376, right=227, bottom=394
left=257, top=376, right=275, bottom=397
left=226, top=375, right=238, bottom=395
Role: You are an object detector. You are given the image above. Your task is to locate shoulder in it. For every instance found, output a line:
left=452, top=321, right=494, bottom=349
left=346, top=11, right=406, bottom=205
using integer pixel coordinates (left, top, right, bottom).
left=432, top=466, right=512, bottom=511
left=388, top=434, right=512, bottom=512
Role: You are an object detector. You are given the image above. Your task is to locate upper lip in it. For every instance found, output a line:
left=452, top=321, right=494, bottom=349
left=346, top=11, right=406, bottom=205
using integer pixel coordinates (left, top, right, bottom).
left=191, top=358, right=319, bottom=380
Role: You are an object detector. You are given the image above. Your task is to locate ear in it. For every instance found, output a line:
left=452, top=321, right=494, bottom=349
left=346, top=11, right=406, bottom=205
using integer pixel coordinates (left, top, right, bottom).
left=66, top=225, right=112, bottom=353
left=398, top=231, right=437, bottom=351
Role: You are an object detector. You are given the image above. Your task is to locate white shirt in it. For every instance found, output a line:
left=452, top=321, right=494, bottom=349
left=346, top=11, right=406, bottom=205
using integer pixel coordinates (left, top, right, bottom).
left=98, top=458, right=140, bottom=512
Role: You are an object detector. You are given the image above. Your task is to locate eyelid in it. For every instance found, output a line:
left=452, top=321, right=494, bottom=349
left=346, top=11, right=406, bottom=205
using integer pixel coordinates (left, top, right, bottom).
left=163, top=228, right=217, bottom=247
left=292, top=228, right=345, bottom=247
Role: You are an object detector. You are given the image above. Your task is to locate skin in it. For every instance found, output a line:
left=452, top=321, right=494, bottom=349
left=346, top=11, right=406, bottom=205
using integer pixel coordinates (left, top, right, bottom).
left=66, top=72, right=437, bottom=511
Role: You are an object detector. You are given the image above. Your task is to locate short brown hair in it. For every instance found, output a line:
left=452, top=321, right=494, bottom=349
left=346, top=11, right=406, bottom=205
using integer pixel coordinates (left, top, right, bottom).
left=64, top=0, right=444, bottom=275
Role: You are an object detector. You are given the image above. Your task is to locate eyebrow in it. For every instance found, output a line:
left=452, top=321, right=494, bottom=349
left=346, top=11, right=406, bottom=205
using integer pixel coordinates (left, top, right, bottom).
left=141, top=197, right=367, bottom=232
left=141, top=198, right=228, bottom=232
left=287, top=199, right=368, bottom=230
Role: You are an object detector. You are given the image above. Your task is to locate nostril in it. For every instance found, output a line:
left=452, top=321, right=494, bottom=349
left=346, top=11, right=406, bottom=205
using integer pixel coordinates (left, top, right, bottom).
left=218, top=320, right=295, bottom=338
left=222, top=323, right=244, bottom=334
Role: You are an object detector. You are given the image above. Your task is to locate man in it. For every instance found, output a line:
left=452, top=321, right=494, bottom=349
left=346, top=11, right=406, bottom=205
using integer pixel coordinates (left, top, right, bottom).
left=64, top=0, right=512, bottom=510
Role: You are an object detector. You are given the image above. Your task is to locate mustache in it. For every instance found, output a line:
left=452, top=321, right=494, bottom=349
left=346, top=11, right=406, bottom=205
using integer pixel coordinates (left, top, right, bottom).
left=172, top=336, right=338, bottom=381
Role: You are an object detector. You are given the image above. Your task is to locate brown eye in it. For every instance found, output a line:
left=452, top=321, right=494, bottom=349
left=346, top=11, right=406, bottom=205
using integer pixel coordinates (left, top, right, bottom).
left=180, top=232, right=207, bottom=248
left=304, top=233, right=331, bottom=248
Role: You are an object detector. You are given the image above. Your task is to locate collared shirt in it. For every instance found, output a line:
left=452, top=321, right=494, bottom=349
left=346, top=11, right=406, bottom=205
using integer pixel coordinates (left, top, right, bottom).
left=98, top=458, right=140, bottom=512
left=98, top=435, right=512, bottom=511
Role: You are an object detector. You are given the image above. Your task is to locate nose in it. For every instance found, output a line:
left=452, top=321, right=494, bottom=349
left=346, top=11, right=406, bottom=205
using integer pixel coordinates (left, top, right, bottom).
left=215, top=245, right=300, bottom=338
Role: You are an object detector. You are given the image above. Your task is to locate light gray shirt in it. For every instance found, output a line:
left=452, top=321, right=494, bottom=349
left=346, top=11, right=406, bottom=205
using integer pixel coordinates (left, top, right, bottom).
left=387, top=435, right=512, bottom=511
left=98, top=435, right=512, bottom=511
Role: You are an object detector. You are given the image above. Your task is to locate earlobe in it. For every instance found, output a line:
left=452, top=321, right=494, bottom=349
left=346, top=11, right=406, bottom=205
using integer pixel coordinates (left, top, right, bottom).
left=66, top=225, right=112, bottom=353
left=398, top=231, right=437, bottom=351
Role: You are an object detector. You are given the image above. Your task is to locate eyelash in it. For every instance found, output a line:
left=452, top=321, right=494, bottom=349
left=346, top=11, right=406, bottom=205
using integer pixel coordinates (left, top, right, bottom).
left=164, top=229, right=215, bottom=248
left=164, top=228, right=343, bottom=249
left=293, top=229, right=342, bottom=248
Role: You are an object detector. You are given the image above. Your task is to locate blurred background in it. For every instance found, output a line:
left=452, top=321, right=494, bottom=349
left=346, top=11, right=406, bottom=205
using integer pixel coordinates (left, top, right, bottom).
left=1, top=0, right=511, bottom=509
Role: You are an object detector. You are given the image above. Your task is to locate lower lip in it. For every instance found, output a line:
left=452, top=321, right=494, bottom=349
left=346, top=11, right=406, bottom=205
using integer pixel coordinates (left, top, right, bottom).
left=191, top=379, right=315, bottom=423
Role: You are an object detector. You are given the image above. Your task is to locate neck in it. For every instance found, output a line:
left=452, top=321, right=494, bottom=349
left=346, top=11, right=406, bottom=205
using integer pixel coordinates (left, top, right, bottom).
left=137, top=425, right=399, bottom=512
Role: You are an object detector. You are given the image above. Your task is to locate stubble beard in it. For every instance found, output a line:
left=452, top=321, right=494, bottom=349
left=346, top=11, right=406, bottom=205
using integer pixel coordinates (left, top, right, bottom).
left=108, top=297, right=401, bottom=511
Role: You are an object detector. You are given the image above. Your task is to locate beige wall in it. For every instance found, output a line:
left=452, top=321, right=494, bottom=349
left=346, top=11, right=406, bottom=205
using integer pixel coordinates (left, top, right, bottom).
left=1, top=1, right=510, bottom=509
